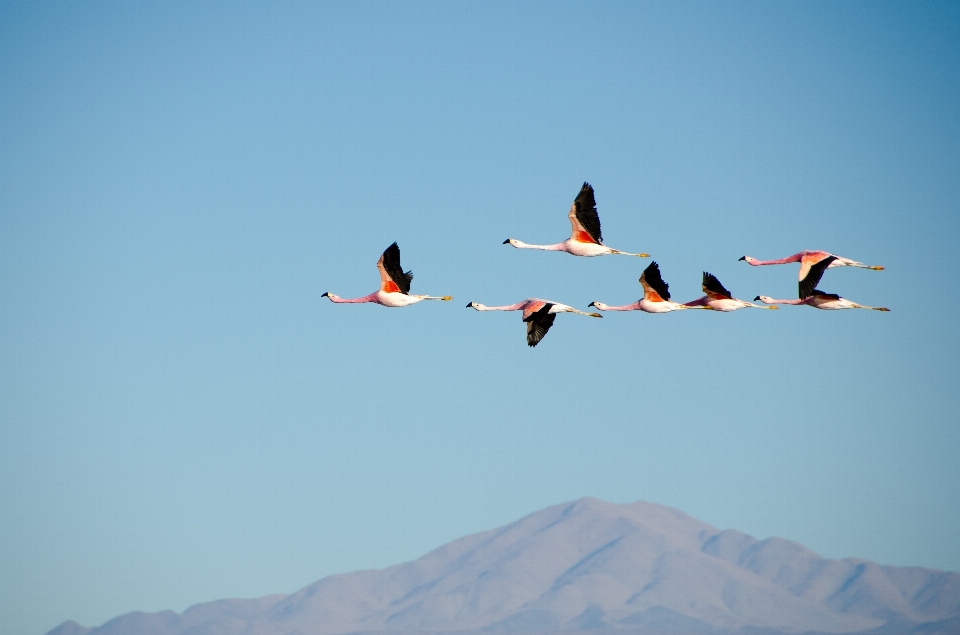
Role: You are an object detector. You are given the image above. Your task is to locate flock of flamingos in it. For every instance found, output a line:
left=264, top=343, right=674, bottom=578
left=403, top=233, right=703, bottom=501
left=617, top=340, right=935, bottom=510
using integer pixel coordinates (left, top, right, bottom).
left=323, top=183, right=888, bottom=347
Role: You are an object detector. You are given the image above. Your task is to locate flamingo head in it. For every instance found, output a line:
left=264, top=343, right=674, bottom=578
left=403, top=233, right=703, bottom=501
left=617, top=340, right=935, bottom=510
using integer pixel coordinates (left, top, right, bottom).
left=739, top=256, right=757, bottom=264
left=466, top=301, right=481, bottom=310
left=322, top=292, right=338, bottom=301
left=587, top=302, right=607, bottom=311
left=754, top=295, right=773, bottom=304
left=503, top=238, right=517, bottom=246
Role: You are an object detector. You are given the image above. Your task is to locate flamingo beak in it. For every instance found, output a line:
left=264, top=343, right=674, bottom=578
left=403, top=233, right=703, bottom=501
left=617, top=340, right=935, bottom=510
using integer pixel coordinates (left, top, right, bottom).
left=739, top=256, right=746, bottom=261
left=503, top=239, right=510, bottom=244
left=587, top=302, right=596, bottom=308
left=321, top=292, right=329, bottom=297
left=754, top=296, right=761, bottom=301
left=465, top=302, right=473, bottom=308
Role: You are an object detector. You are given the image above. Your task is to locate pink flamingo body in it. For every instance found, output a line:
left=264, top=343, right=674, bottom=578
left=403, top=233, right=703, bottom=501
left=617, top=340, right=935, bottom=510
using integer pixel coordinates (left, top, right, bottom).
left=589, top=262, right=709, bottom=314
left=740, top=251, right=883, bottom=298
left=754, top=291, right=889, bottom=311
left=322, top=243, right=452, bottom=307
left=683, top=272, right=778, bottom=312
left=504, top=183, right=650, bottom=258
left=466, top=298, right=602, bottom=347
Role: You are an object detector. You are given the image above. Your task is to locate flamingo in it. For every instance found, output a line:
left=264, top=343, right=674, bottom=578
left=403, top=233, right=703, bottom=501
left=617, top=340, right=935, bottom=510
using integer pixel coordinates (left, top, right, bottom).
left=739, top=251, right=883, bottom=299
left=503, top=182, right=650, bottom=257
left=588, top=261, right=709, bottom=313
left=683, top=272, right=779, bottom=311
left=322, top=242, right=452, bottom=307
left=754, top=291, right=890, bottom=311
left=465, top=299, right=602, bottom=347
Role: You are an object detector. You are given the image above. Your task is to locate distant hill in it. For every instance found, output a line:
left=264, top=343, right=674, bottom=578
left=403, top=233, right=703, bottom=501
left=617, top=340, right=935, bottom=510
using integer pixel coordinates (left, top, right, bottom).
left=45, top=498, right=960, bottom=635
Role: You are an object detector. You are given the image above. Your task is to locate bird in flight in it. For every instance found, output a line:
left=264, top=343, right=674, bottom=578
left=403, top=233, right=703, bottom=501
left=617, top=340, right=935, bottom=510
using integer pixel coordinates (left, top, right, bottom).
left=504, top=182, right=650, bottom=257
left=589, top=261, right=709, bottom=314
left=754, top=291, right=890, bottom=311
left=322, top=242, right=452, bottom=307
left=683, top=272, right=778, bottom=311
left=466, top=298, right=602, bottom=347
left=739, top=251, right=883, bottom=299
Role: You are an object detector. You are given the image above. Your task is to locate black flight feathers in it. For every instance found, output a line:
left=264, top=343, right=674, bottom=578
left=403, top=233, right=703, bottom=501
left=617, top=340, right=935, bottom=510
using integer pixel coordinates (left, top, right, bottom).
left=810, top=290, right=841, bottom=300
left=642, top=261, right=671, bottom=301
left=702, top=272, right=732, bottom=299
left=574, top=182, right=603, bottom=244
left=799, top=255, right=837, bottom=300
left=382, top=242, right=414, bottom=295
left=523, top=303, right=556, bottom=347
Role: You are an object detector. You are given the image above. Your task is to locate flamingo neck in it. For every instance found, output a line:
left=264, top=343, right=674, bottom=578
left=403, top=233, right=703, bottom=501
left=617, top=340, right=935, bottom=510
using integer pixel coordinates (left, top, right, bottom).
left=327, top=292, right=380, bottom=304
left=599, top=302, right=642, bottom=311
left=764, top=297, right=806, bottom=305
left=511, top=240, right=567, bottom=252
left=474, top=302, right=528, bottom=311
left=748, top=253, right=803, bottom=266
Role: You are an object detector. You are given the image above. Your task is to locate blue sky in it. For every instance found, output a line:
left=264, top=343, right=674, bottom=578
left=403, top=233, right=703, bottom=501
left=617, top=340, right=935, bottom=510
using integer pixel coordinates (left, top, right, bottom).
left=1, top=2, right=959, bottom=634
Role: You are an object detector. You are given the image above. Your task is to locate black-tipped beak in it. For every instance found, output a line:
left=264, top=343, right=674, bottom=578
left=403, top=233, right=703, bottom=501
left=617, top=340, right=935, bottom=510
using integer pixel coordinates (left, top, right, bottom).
left=588, top=302, right=596, bottom=308
left=738, top=256, right=746, bottom=261
left=465, top=302, right=473, bottom=308
left=503, top=239, right=510, bottom=244
left=321, top=292, right=329, bottom=297
left=754, top=296, right=761, bottom=301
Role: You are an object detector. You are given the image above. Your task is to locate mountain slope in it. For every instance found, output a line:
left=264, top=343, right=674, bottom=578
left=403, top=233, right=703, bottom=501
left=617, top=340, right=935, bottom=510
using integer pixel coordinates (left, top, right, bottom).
left=45, top=498, right=960, bottom=635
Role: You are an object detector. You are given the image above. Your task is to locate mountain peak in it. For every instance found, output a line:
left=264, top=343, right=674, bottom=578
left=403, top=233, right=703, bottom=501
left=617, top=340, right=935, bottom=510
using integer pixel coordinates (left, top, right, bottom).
left=47, top=499, right=960, bottom=635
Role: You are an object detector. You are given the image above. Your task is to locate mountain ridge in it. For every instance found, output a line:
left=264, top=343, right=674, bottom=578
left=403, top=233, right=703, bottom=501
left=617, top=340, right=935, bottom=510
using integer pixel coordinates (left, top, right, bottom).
left=45, top=498, right=960, bottom=635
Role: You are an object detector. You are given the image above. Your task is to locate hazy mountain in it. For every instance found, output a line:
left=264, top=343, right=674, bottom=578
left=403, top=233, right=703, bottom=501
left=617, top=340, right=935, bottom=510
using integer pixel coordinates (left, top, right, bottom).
left=45, top=498, right=960, bottom=635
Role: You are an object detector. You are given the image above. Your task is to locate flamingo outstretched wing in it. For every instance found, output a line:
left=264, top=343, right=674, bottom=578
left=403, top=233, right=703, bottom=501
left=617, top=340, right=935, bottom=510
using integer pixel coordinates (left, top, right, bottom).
left=702, top=272, right=733, bottom=300
left=810, top=289, right=842, bottom=301
left=377, top=242, right=413, bottom=295
left=567, top=182, right=602, bottom=245
left=640, top=261, right=671, bottom=302
left=523, top=303, right=556, bottom=347
left=799, top=255, right=837, bottom=299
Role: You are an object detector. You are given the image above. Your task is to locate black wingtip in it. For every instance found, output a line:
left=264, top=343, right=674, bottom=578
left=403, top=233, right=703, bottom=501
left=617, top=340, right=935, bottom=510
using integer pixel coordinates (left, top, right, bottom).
left=754, top=296, right=761, bottom=301
left=738, top=256, right=746, bottom=261
left=321, top=292, right=329, bottom=297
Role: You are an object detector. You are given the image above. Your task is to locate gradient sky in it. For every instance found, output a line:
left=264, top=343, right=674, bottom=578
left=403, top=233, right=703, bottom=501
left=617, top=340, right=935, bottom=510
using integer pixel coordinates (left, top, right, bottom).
left=2, top=2, right=959, bottom=634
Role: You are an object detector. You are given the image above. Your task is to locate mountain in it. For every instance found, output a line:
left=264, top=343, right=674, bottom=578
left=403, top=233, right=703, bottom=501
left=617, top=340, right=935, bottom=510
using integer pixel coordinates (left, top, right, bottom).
left=45, top=498, right=960, bottom=635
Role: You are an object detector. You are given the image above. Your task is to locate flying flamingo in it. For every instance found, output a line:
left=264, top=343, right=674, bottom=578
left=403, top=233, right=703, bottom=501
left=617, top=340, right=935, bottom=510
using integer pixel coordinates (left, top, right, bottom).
left=588, top=261, right=709, bottom=314
left=739, top=251, right=883, bottom=299
left=465, top=298, right=602, bottom=347
left=683, top=272, right=779, bottom=311
left=322, top=242, right=452, bottom=307
left=754, top=291, right=890, bottom=311
left=503, top=182, right=650, bottom=257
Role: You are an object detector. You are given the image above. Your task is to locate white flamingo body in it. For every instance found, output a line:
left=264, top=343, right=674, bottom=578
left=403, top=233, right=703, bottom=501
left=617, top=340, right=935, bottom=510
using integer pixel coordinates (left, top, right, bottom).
left=504, top=183, right=649, bottom=258
left=683, top=272, right=777, bottom=312
left=589, top=261, right=708, bottom=314
left=755, top=292, right=889, bottom=311
left=322, top=243, right=452, bottom=307
left=466, top=298, right=602, bottom=347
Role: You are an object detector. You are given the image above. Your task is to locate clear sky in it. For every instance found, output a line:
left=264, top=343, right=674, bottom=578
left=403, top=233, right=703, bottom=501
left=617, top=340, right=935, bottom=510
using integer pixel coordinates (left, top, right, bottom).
left=1, top=2, right=959, bottom=634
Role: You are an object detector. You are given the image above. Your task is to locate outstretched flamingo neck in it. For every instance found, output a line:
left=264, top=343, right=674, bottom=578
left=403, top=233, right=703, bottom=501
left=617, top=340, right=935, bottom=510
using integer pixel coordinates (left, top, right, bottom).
left=597, top=302, right=643, bottom=311
left=759, top=297, right=807, bottom=305
left=509, top=240, right=568, bottom=252
left=473, top=301, right=529, bottom=311
left=325, top=292, right=381, bottom=304
left=745, top=253, right=804, bottom=266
